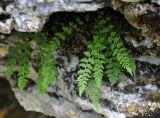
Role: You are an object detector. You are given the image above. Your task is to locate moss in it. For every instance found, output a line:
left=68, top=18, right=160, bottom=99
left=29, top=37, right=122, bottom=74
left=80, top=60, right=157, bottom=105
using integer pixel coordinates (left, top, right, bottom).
left=137, top=78, right=147, bottom=86
left=155, top=77, right=160, bottom=88
left=131, top=108, right=160, bottom=118
left=124, top=4, right=160, bottom=46
left=147, top=92, right=160, bottom=102
left=124, top=85, right=138, bottom=93
left=59, top=34, right=86, bottom=55
left=111, top=0, right=123, bottom=10
left=150, top=76, right=160, bottom=87
left=124, top=13, right=140, bottom=30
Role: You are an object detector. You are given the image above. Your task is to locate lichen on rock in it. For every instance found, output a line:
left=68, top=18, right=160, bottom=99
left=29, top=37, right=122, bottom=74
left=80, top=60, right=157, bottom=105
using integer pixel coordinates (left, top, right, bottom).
left=124, top=3, right=160, bottom=46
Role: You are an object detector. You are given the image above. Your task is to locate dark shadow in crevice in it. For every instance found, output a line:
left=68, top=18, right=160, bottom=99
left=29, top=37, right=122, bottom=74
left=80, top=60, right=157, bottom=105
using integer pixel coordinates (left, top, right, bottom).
left=0, top=13, right=11, bottom=23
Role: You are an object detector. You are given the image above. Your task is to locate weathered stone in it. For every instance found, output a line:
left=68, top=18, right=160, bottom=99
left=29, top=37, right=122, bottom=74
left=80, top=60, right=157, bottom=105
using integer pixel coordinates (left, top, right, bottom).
left=0, top=1, right=159, bottom=117
left=1, top=51, right=159, bottom=118
left=136, top=56, right=160, bottom=65
left=0, top=0, right=159, bottom=47
left=0, top=43, right=8, bottom=57
left=124, top=3, right=160, bottom=46
left=125, top=35, right=154, bottom=48
left=0, top=18, right=13, bottom=34
left=147, top=91, right=160, bottom=102
left=152, top=0, right=160, bottom=5
left=0, top=0, right=103, bottom=33
left=121, top=0, right=142, bottom=2
left=14, top=14, right=45, bottom=32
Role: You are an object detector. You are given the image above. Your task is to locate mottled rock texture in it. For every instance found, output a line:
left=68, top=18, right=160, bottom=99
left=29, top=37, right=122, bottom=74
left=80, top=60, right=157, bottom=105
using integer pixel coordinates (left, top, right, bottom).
left=0, top=54, right=160, bottom=118
left=0, top=0, right=160, bottom=45
left=0, top=35, right=160, bottom=118
left=124, top=3, right=160, bottom=46
left=0, top=0, right=103, bottom=34
left=0, top=0, right=160, bottom=118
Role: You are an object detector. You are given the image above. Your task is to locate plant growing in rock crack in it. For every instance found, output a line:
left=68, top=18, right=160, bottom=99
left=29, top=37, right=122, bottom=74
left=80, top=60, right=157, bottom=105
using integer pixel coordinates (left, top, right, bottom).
left=6, top=23, right=73, bottom=94
left=6, top=12, right=136, bottom=112
left=6, top=42, right=30, bottom=90
left=77, top=14, right=136, bottom=111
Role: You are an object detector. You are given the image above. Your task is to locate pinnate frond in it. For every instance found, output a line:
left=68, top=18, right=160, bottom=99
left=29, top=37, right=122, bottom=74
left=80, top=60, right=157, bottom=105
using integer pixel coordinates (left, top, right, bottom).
left=18, top=56, right=29, bottom=90
left=87, top=80, right=101, bottom=111
left=77, top=52, right=93, bottom=96
left=108, top=32, right=136, bottom=75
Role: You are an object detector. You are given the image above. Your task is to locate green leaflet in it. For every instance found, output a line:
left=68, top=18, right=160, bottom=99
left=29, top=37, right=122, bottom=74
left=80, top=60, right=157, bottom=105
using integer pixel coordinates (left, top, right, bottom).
left=6, top=58, right=16, bottom=79
left=6, top=24, right=74, bottom=93
left=87, top=80, right=101, bottom=112
left=77, top=16, right=135, bottom=111
left=6, top=14, right=136, bottom=113
left=77, top=57, right=93, bottom=96
left=18, top=57, right=29, bottom=90
left=37, top=43, right=58, bottom=94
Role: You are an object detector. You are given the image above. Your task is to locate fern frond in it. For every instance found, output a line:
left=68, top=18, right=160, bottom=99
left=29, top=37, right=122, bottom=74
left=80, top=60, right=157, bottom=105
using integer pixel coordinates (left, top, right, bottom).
left=108, top=32, right=136, bottom=75
left=91, top=36, right=105, bottom=88
left=87, top=80, right=101, bottom=111
left=105, top=51, right=125, bottom=86
left=37, top=25, right=74, bottom=94
left=37, top=42, right=58, bottom=94
left=18, top=57, right=29, bottom=90
left=6, top=58, right=16, bottom=78
left=77, top=55, right=93, bottom=96
left=38, top=62, right=57, bottom=94
left=6, top=47, right=19, bottom=78
left=93, top=58, right=105, bottom=88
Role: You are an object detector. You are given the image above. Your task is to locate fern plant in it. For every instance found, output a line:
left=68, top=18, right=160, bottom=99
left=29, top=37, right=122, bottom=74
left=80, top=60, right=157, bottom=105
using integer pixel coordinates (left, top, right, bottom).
left=37, top=26, right=73, bottom=94
left=6, top=24, right=73, bottom=94
left=6, top=48, right=17, bottom=78
left=5, top=13, right=136, bottom=113
left=6, top=42, right=30, bottom=90
left=77, top=15, right=136, bottom=111
left=77, top=51, right=93, bottom=96
left=87, top=80, right=101, bottom=111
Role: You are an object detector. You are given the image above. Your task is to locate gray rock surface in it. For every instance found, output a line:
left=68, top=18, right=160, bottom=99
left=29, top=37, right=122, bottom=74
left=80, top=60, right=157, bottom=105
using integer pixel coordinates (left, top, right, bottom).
left=8, top=54, right=160, bottom=118
left=0, top=0, right=103, bottom=34
left=124, top=3, right=160, bottom=46
left=0, top=0, right=159, bottom=41
left=152, top=0, right=160, bottom=5
left=0, top=1, right=160, bottom=117
left=136, top=56, right=160, bottom=65
left=1, top=50, right=159, bottom=118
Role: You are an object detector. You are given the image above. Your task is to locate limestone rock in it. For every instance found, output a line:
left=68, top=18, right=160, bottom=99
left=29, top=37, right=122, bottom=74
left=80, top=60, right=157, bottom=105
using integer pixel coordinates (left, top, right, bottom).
left=136, top=56, right=160, bottom=65
left=0, top=0, right=103, bottom=33
left=0, top=53, right=159, bottom=118
left=0, top=43, right=8, bottom=57
left=124, top=3, right=160, bottom=46
left=0, top=0, right=159, bottom=47
left=0, top=18, right=13, bottom=34
left=152, top=0, right=160, bottom=5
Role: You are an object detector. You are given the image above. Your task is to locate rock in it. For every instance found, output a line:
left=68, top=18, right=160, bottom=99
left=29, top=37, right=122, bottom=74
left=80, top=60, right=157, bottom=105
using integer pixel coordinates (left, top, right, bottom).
left=0, top=43, right=8, bottom=57
left=125, top=35, right=154, bottom=48
left=0, top=0, right=103, bottom=33
left=0, top=1, right=159, bottom=117
left=121, top=0, right=142, bottom=2
left=0, top=79, right=53, bottom=118
left=0, top=0, right=160, bottom=47
left=147, top=91, right=160, bottom=102
left=136, top=56, right=160, bottom=65
left=124, top=3, right=160, bottom=46
left=11, top=86, right=106, bottom=118
left=0, top=18, right=13, bottom=34
left=152, top=0, right=160, bottom=5
left=0, top=53, right=157, bottom=118
left=14, top=14, right=45, bottom=32
left=144, top=84, right=158, bottom=91
left=9, top=77, right=160, bottom=118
